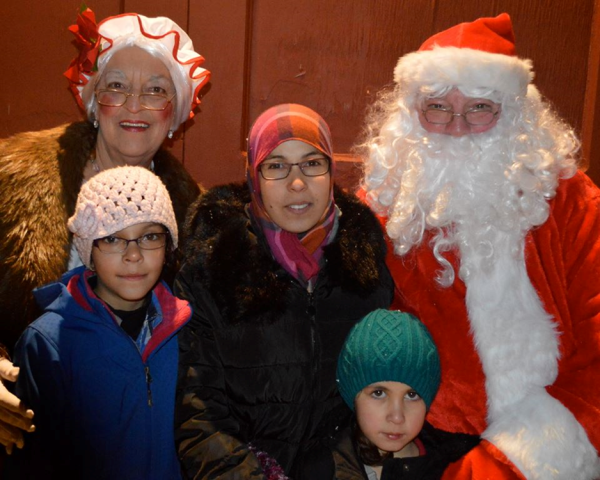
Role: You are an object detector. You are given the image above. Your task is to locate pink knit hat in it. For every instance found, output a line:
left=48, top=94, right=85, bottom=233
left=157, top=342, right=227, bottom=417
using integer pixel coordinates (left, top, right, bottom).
left=68, top=166, right=178, bottom=268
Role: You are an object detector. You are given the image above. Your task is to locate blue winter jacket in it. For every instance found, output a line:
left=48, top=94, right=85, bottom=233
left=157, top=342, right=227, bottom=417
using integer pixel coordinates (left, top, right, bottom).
left=6, top=266, right=191, bottom=479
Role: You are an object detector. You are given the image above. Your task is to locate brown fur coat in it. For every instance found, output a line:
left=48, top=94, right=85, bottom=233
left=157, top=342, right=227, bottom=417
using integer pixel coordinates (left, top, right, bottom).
left=0, top=121, right=200, bottom=352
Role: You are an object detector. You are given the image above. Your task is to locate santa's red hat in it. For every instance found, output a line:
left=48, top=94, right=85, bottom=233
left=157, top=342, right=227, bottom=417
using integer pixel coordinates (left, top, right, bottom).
left=394, top=13, right=533, bottom=96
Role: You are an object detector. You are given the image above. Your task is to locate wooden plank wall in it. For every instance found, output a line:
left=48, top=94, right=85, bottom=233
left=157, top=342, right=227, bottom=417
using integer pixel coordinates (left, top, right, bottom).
left=1, top=0, right=598, bottom=187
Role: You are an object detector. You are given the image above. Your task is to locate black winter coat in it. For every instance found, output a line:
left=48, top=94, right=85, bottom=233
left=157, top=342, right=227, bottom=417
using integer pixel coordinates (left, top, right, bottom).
left=298, top=422, right=480, bottom=480
left=174, top=183, right=394, bottom=479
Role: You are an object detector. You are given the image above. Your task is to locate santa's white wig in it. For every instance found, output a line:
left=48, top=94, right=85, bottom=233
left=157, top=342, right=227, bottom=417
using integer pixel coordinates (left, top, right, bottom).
left=360, top=79, right=578, bottom=286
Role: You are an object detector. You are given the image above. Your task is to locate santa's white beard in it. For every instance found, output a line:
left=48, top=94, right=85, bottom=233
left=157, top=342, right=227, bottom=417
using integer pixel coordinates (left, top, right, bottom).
left=389, top=128, right=561, bottom=407
left=386, top=127, right=549, bottom=285
left=387, top=131, right=600, bottom=478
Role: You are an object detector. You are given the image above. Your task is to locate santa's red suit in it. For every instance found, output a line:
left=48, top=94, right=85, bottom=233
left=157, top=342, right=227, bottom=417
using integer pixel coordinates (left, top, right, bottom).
left=385, top=170, right=600, bottom=478
left=363, top=13, right=600, bottom=480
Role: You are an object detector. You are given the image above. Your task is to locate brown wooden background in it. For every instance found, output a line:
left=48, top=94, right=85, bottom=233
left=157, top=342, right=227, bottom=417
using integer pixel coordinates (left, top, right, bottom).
left=1, top=0, right=599, bottom=188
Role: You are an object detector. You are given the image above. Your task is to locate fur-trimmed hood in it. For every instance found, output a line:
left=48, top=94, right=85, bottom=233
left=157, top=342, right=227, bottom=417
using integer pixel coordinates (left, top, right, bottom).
left=180, top=182, right=389, bottom=324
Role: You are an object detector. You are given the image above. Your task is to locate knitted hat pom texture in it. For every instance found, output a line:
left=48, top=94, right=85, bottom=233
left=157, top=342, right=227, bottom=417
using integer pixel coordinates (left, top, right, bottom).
left=336, top=309, right=441, bottom=411
left=67, top=166, right=178, bottom=268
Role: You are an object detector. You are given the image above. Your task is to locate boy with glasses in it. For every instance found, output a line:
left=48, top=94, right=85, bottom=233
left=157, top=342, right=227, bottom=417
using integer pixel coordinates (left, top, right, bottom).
left=6, top=166, right=191, bottom=479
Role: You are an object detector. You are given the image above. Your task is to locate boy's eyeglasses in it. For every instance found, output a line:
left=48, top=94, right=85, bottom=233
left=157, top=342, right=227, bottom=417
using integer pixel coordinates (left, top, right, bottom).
left=259, top=157, right=330, bottom=180
left=93, top=233, right=169, bottom=254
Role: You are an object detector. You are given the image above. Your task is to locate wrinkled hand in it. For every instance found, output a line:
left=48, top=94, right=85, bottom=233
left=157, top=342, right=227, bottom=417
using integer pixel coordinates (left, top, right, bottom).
left=0, top=358, right=35, bottom=455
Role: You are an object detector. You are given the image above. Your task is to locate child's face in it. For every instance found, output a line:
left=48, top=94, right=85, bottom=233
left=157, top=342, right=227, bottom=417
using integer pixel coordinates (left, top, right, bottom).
left=91, top=222, right=167, bottom=311
left=355, top=381, right=426, bottom=458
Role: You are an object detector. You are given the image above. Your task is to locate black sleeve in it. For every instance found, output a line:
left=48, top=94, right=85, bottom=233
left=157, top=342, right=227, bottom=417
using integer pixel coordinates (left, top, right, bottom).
left=294, top=444, right=335, bottom=480
left=173, top=265, right=265, bottom=479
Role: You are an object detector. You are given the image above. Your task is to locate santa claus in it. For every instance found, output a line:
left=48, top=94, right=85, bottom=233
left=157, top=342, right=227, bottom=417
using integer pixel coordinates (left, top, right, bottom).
left=361, top=13, right=600, bottom=480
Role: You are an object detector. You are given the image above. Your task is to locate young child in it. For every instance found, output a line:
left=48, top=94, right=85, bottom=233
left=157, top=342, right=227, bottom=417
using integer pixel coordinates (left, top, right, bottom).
left=5, top=166, right=191, bottom=479
left=302, top=309, right=479, bottom=479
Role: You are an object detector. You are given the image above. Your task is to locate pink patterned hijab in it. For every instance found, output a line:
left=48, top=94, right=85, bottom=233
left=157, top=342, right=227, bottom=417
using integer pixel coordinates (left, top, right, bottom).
left=246, top=104, right=339, bottom=288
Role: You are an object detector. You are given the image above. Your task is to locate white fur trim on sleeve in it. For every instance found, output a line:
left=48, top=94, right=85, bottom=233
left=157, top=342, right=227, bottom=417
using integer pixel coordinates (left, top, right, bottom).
left=394, top=47, right=533, bottom=96
left=461, top=229, right=599, bottom=479
left=483, top=389, right=600, bottom=479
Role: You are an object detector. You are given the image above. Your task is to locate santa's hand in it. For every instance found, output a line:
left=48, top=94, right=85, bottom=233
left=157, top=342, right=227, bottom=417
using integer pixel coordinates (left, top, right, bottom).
left=0, top=358, right=35, bottom=455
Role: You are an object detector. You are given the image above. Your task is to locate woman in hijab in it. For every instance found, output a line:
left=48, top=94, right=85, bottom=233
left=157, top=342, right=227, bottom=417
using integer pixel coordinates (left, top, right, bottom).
left=174, top=103, right=394, bottom=479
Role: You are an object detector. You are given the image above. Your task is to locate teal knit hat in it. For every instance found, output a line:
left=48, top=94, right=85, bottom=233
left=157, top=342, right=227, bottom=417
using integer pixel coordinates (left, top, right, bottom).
left=336, top=309, right=441, bottom=411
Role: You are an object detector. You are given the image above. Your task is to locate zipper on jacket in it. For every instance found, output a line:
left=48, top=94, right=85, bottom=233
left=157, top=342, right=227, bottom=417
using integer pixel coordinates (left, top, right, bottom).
left=306, top=287, right=319, bottom=388
left=145, top=366, right=153, bottom=407
left=292, top=284, right=321, bottom=461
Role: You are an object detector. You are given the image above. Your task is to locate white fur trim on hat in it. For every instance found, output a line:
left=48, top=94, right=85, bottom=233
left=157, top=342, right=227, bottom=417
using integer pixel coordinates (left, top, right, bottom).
left=67, top=166, right=178, bottom=268
left=394, top=46, right=533, bottom=97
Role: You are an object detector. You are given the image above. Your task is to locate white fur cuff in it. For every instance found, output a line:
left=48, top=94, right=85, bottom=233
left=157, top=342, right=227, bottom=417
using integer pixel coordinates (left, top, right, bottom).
left=483, top=389, right=600, bottom=479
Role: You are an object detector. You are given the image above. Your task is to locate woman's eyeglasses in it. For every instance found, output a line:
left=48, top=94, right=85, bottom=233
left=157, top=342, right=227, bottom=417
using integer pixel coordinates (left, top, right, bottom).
left=259, top=157, right=330, bottom=180
left=95, top=89, right=176, bottom=111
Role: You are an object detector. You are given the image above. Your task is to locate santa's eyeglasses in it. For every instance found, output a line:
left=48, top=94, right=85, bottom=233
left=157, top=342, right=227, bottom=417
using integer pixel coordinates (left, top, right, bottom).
left=422, top=105, right=500, bottom=126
